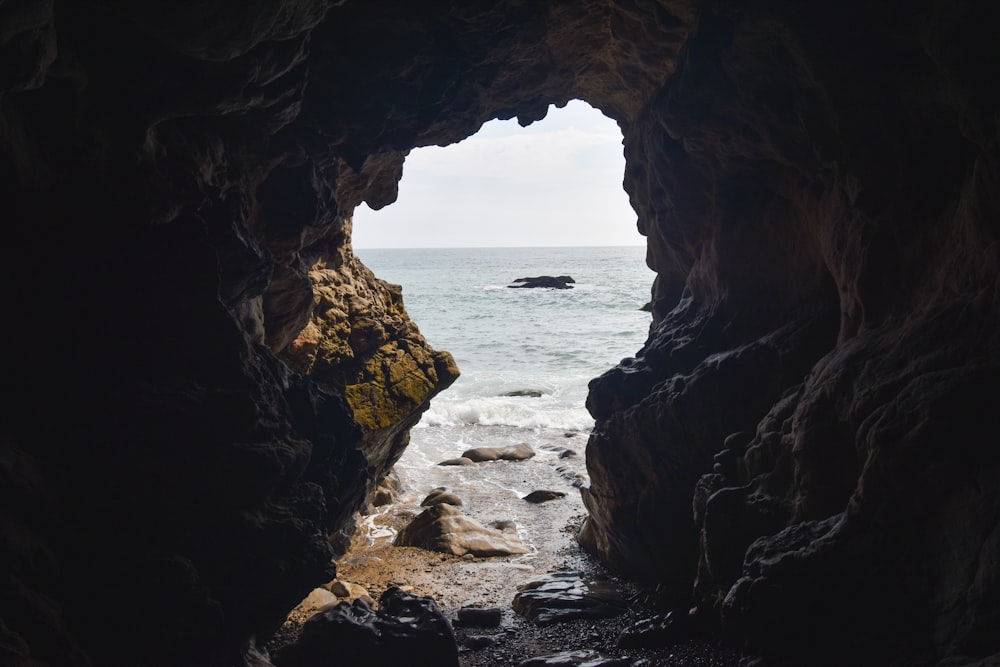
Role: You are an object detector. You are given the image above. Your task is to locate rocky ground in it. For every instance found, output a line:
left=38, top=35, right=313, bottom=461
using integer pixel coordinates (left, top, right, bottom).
left=265, top=446, right=742, bottom=667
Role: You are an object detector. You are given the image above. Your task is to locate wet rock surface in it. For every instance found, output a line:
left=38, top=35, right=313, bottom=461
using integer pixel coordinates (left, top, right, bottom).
left=422, top=487, right=464, bottom=507
left=462, top=444, right=537, bottom=462
left=394, top=503, right=529, bottom=557
left=523, top=490, right=568, bottom=504
left=273, top=587, right=459, bottom=667
left=516, top=649, right=629, bottom=667
left=512, top=572, right=630, bottom=626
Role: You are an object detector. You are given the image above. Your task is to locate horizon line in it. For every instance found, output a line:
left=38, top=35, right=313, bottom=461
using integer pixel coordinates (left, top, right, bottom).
left=353, top=243, right=647, bottom=251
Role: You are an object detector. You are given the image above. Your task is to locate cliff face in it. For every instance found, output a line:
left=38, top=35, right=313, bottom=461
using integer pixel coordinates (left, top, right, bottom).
left=1, top=1, right=998, bottom=666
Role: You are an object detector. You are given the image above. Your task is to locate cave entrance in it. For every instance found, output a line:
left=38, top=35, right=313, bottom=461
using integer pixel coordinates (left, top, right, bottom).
left=337, top=101, right=654, bottom=612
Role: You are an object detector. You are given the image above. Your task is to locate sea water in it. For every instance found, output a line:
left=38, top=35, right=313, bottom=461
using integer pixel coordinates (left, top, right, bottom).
left=353, top=245, right=654, bottom=562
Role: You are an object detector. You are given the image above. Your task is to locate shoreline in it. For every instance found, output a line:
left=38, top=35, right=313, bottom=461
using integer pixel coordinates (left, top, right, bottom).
left=268, top=441, right=742, bottom=666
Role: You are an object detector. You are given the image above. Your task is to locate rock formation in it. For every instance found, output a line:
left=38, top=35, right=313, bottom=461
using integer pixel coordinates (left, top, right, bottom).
left=509, top=276, right=576, bottom=289
left=1, top=1, right=997, bottom=666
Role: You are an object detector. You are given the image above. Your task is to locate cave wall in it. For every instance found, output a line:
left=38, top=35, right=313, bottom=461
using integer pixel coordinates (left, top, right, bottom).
left=1, top=1, right=998, bottom=666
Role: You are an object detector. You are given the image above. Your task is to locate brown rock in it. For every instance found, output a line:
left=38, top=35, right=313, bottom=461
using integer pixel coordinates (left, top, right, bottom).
left=523, top=490, right=567, bottom=504
left=420, top=488, right=463, bottom=507
left=461, top=444, right=536, bottom=462
left=438, top=457, right=475, bottom=466
left=393, top=504, right=528, bottom=557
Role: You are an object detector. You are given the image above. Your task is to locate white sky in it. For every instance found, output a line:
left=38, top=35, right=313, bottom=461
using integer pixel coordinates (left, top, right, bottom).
left=351, top=100, right=643, bottom=249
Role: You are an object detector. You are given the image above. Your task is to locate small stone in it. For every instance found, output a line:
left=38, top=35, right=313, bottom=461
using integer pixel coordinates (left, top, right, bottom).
left=463, top=635, right=497, bottom=650
left=616, top=610, right=694, bottom=649
left=439, top=457, right=475, bottom=466
left=328, top=580, right=351, bottom=597
left=457, top=606, right=503, bottom=627
left=523, top=490, right=567, bottom=504
left=287, top=588, right=339, bottom=623
left=558, top=449, right=577, bottom=458
left=516, top=649, right=630, bottom=667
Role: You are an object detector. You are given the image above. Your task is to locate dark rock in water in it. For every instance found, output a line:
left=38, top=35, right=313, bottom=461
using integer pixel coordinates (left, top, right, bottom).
left=616, top=610, right=695, bottom=649
left=274, top=588, right=458, bottom=667
left=516, top=649, right=630, bottom=667
left=504, top=389, right=544, bottom=397
left=558, top=449, right=577, bottom=459
left=394, top=503, right=528, bottom=557
left=523, top=490, right=567, bottom=503
left=556, top=466, right=587, bottom=488
left=457, top=606, right=503, bottom=627
left=639, top=301, right=652, bottom=311
left=511, top=571, right=629, bottom=626
left=461, top=443, right=535, bottom=462
left=421, top=487, right=463, bottom=507
left=489, top=519, right=517, bottom=531
left=508, top=276, right=575, bottom=289
left=438, top=457, right=475, bottom=466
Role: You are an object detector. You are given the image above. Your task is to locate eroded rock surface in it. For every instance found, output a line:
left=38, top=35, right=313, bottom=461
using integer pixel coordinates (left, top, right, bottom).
left=274, top=588, right=459, bottom=667
left=393, top=503, right=528, bottom=557
left=2, top=1, right=998, bottom=666
left=512, top=572, right=629, bottom=626
left=462, top=444, right=537, bottom=462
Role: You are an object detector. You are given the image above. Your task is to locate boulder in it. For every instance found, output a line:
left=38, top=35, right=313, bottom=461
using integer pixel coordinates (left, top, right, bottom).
left=274, top=588, right=458, bottom=667
left=420, top=488, right=463, bottom=507
left=438, top=457, right=475, bottom=466
left=461, top=444, right=536, bottom=462
left=512, top=572, right=629, bottom=626
left=393, top=504, right=528, bottom=557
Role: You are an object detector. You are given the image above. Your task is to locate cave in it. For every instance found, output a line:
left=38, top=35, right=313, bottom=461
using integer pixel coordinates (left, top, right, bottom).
left=2, top=1, right=998, bottom=666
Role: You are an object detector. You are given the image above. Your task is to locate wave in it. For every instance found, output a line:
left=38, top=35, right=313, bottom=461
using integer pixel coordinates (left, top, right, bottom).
left=417, top=395, right=595, bottom=431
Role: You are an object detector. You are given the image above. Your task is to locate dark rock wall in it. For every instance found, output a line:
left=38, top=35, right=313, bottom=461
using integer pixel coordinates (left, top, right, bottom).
left=582, top=1, right=1000, bottom=665
left=1, top=1, right=997, bottom=666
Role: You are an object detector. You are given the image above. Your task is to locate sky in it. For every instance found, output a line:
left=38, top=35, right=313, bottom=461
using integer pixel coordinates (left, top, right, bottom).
left=351, top=100, right=643, bottom=249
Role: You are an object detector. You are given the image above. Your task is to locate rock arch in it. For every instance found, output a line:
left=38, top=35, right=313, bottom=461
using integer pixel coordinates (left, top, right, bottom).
left=1, top=1, right=998, bottom=666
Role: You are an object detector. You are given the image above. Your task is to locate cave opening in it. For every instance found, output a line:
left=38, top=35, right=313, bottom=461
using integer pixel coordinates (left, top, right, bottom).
left=321, top=100, right=656, bottom=612
left=5, top=2, right=999, bottom=665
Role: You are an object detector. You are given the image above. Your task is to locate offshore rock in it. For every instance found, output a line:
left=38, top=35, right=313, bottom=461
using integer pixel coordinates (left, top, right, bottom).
left=274, top=588, right=459, bottom=667
left=508, top=276, right=575, bottom=289
left=393, top=503, right=528, bottom=557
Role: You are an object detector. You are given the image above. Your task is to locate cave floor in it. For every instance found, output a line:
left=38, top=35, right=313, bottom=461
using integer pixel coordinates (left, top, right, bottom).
left=269, top=448, right=739, bottom=667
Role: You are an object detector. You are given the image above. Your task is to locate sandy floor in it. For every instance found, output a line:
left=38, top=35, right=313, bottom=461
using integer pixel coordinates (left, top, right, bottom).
left=269, top=447, right=741, bottom=666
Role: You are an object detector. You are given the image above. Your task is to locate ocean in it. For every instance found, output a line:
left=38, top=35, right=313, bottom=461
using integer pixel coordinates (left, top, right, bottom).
left=350, top=245, right=654, bottom=571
